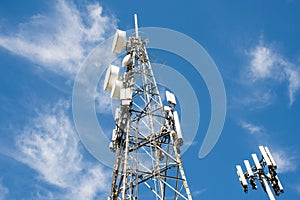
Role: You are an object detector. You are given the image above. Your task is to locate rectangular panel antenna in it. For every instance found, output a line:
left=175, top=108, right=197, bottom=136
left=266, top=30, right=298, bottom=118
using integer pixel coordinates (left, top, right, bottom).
left=166, top=91, right=176, bottom=105
left=259, top=146, right=273, bottom=167
left=264, top=146, right=277, bottom=169
left=244, top=160, right=254, bottom=177
left=120, top=87, right=132, bottom=106
left=173, top=111, right=183, bottom=146
left=236, top=165, right=248, bottom=192
left=115, top=108, right=120, bottom=122
left=275, top=175, right=284, bottom=193
left=112, top=128, right=117, bottom=142
left=251, top=153, right=262, bottom=171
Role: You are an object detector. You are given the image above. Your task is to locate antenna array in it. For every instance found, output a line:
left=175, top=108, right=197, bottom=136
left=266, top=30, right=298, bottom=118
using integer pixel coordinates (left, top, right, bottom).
left=105, top=14, right=192, bottom=200
left=236, top=146, right=284, bottom=200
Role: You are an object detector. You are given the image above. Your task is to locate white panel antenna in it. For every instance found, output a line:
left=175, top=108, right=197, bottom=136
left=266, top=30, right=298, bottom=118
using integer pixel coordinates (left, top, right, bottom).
left=103, top=65, right=120, bottom=91
left=166, top=91, right=176, bottom=105
left=122, top=54, right=133, bottom=67
left=114, top=108, right=120, bottom=122
left=244, top=160, right=254, bottom=178
left=109, top=128, right=118, bottom=152
left=275, top=175, right=284, bottom=193
left=109, top=142, right=114, bottom=152
left=112, top=29, right=127, bottom=53
left=236, top=165, right=248, bottom=192
left=264, top=146, right=277, bottom=169
left=120, top=87, right=132, bottom=106
left=173, top=111, right=183, bottom=146
left=163, top=106, right=172, bottom=112
left=259, top=146, right=273, bottom=168
left=111, top=80, right=123, bottom=99
left=112, top=128, right=117, bottom=142
left=251, top=153, right=262, bottom=171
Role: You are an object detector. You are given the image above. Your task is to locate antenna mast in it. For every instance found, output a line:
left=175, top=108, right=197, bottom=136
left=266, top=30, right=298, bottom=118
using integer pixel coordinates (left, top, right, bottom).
left=105, top=14, right=193, bottom=200
left=236, top=146, right=284, bottom=200
left=134, top=14, right=139, bottom=38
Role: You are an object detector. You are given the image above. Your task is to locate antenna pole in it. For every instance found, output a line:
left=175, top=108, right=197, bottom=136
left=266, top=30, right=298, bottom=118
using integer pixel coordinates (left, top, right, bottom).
left=134, top=14, right=139, bottom=38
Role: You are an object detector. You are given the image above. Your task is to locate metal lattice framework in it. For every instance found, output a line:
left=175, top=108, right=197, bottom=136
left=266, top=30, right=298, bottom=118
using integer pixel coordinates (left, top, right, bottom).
left=105, top=14, right=192, bottom=200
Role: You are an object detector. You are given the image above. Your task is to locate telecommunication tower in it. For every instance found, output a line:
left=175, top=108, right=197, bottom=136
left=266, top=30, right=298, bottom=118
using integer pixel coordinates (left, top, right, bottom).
left=103, top=14, right=192, bottom=200
left=236, top=146, right=284, bottom=200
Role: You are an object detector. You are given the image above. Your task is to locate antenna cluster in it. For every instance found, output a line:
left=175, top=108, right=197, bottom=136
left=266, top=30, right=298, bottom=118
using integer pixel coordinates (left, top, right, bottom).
left=236, top=146, right=284, bottom=200
left=104, top=14, right=192, bottom=200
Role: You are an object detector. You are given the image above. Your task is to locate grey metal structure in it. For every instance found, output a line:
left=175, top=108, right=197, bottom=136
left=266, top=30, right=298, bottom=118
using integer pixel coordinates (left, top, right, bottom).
left=105, top=14, right=192, bottom=200
left=236, top=146, right=284, bottom=200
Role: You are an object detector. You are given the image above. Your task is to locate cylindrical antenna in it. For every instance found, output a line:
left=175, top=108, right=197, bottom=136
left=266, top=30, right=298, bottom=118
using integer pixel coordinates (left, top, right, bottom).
left=134, top=14, right=139, bottom=38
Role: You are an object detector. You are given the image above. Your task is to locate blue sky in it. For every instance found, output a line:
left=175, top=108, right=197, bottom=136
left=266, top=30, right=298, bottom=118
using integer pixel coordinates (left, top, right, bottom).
left=1, top=0, right=300, bottom=199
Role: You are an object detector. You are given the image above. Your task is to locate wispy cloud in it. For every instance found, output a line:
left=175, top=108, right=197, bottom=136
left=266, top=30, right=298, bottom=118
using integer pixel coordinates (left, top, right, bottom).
left=241, top=121, right=264, bottom=134
left=271, top=148, right=297, bottom=173
left=284, top=67, right=300, bottom=106
left=239, top=120, right=297, bottom=174
left=0, top=0, right=116, bottom=76
left=14, top=100, right=109, bottom=199
left=0, top=179, right=8, bottom=200
left=192, top=188, right=207, bottom=197
left=95, top=81, right=112, bottom=114
left=249, top=45, right=277, bottom=79
left=246, top=41, right=300, bottom=106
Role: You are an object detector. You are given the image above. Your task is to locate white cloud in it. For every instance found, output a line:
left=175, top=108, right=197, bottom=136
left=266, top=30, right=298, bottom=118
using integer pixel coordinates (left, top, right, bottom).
left=240, top=121, right=297, bottom=173
left=247, top=42, right=300, bottom=106
left=0, top=0, right=116, bottom=76
left=271, top=149, right=297, bottom=173
left=250, top=45, right=277, bottom=79
left=95, top=85, right=112, bottom=114
left=0, top=180, right=8, bottom=200
left=14, top=100, right=109, bottom=199
left=285, top=67, right=300, bottom=106
left=192, top=188, right=207, bottom=197
left=241, top=121, right=264, bottom=134
left=233, top=88, right=275, bottom=109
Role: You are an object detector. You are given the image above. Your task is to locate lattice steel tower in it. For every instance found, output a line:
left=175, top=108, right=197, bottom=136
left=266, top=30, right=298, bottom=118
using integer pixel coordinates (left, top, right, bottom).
left=104, top=14, right=192, bottom=200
